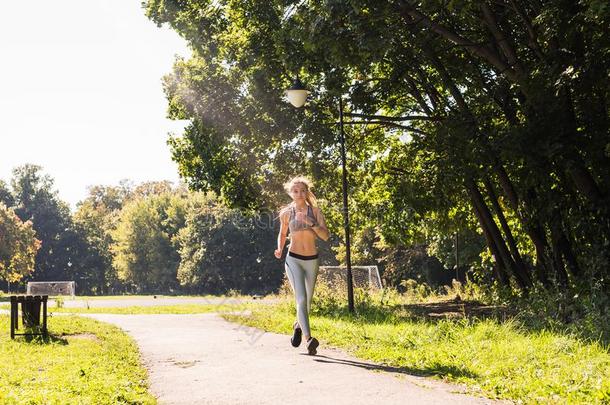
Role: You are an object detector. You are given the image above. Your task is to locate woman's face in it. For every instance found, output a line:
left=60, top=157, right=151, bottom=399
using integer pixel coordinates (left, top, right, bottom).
left=290, top=183, right=308, bottom=202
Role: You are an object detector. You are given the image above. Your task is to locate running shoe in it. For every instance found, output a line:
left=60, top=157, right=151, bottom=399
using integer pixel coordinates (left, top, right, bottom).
left=306, top=337, right=319, bottom=355
left=291, top=321, right=302, bottom=347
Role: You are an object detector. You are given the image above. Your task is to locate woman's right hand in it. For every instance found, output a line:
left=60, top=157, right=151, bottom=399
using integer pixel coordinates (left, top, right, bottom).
left=274, top=248, right=282, bottom=259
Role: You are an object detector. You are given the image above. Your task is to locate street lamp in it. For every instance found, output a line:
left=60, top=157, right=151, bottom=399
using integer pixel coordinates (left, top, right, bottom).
left=286, top=78, right=355, bottom=313
left=286, top=76, right=310, bottom=108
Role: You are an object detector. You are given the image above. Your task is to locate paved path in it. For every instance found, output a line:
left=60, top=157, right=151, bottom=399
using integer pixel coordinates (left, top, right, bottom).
left=51, top=297, right=273, bottom=308
left=85, top=313, right=505, bottom=405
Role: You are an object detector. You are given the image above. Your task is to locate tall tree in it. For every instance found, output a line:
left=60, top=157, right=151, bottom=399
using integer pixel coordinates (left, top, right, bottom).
left=0, top=203, right=40, bottom=283
left=10, top=165, right=81, bottom=282
left=111, top=192, right=186, bottom=292
left=0, top=180, right=14, bottom=207
left=72, top=184, right=134, bottom=294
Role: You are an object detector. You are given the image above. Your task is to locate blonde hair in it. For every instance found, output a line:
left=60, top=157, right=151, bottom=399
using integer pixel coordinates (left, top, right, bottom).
left=279, top=176, right=318, bottom=217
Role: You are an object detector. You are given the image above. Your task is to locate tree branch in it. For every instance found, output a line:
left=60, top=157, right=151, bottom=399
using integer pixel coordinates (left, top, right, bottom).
left=344, top=112, right=441, bottom=121
left=398, top=1, right=522, bottom=83
left=508, top=0, right=545, bottom=62
left=341, top=120, right=429, bottom=135
left=480, top=2, right=524, bottom=77
left=404, top=75, right=437, bottom=115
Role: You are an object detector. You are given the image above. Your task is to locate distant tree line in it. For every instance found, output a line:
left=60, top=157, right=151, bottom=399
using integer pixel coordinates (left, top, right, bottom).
left=0, top=165, right=284, bottom=295
left=0, top=164, right=458, bottom=295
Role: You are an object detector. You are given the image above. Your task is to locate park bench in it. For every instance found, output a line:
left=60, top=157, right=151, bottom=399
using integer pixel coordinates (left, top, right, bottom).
left=9, top=281, right=75, bottom=339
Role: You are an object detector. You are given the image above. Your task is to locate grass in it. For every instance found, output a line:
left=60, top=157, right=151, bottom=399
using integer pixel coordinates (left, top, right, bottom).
left=0, top=315, right=156, bottom=404
left=223, top=292, right=610, bottom=404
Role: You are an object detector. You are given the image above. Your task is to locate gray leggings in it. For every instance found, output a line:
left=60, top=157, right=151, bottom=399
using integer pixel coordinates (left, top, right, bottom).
left=285, top=254, right=320, bottom=337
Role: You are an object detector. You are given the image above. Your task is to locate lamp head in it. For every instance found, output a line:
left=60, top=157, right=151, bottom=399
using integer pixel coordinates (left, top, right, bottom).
left=286, top=77, right=310, bottom=108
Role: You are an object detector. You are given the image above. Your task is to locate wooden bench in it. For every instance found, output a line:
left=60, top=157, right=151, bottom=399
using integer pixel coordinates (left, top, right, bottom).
left=10, top=295, right=48, bottom=339
left=9, top=281, right=75, bottom=339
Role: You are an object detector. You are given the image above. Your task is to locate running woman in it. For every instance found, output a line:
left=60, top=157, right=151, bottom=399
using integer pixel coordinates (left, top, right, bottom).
left=274, top=176, right=330, bottom=355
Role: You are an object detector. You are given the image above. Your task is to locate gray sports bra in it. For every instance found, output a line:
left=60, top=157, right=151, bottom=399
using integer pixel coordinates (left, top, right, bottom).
left=288, top=205, right=317, bottom=233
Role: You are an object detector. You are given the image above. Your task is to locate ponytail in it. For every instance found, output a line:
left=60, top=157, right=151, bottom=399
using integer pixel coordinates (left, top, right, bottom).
left=305, top=190, right=318, bottom=208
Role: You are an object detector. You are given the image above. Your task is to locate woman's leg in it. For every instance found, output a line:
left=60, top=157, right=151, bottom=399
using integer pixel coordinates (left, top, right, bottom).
left=303, top=258, right=320, bottom=319
left=285, top=256, right=311, bottom=338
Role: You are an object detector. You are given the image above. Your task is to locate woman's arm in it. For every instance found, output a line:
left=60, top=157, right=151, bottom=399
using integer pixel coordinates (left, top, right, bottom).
left=274, top=210, right=289, bottom=259
left=308, top=207, right=330, bottom=242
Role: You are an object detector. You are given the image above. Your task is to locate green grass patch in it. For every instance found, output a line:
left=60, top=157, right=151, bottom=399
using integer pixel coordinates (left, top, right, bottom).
left=224, top=298, right=610, bottom=404
left=0, top=315, right=155, bottom=404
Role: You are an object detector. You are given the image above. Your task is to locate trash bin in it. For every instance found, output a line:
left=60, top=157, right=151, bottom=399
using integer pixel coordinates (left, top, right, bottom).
left=10, top=295, right=48, bottom=339
left=22, top=295, right=42, bottom=328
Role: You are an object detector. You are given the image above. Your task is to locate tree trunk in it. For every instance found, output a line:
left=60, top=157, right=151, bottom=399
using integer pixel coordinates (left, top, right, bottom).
left=493, top=164, right=552, bottom=285
left=482, top=176, right=531, bottom=279
left=466, top=178, right=531, bottom=289
left=550, top=207, right=582, bottom=280
left=558, top=229, right=581, bottom=279
left=558, top=87, right=606, bottom=205
left=549, top=219, right=569, bottom=286
left=566, top=161, right=605, bottom=204
left=480, top=2, right=525, bottom=77
left=468, top=189, right=510, bottom=286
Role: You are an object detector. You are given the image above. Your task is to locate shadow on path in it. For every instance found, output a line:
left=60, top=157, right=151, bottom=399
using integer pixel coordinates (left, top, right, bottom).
left=307, top=354, right=479, bottom=380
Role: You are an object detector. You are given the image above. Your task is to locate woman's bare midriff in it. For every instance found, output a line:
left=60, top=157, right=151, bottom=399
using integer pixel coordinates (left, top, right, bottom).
left=288, top=229, right=318, bottom=256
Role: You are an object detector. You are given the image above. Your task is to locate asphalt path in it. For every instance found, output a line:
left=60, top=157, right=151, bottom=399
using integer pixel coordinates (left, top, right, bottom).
left=50, top=296, right=272, bottom=308
left=84, top=313, right=507, bottom=405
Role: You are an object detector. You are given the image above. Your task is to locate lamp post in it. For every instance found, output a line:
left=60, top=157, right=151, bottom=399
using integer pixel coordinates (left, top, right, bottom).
left=455, top=231, right=460, bottom=281
left=286, top=77, right=355, bottom=313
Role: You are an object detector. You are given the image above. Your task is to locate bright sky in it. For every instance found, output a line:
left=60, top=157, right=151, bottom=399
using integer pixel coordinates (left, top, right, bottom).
left=0, top=1, right=190, bottom=209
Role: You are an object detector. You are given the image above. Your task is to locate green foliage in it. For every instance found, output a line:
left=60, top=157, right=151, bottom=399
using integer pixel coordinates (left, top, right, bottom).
left=72, top=181, right=180, bottom=294
left=0, top=203, right=40, bottom=282
left=111, top=191, right=186, bottom=292
left=0, top=180, right=14, bottom=207
left=72, top=195, right=118, bottom=294
left=142, top=0, right=610, bottom=299
left=6, top=165, right=86, bottom=285
left=379, top=244, right=450, bottom=288
left=490, top=281, right=610, bottom=344
left=1, top=166, right=286, bottom=296
left=176, top=192, right=283, bottom=294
